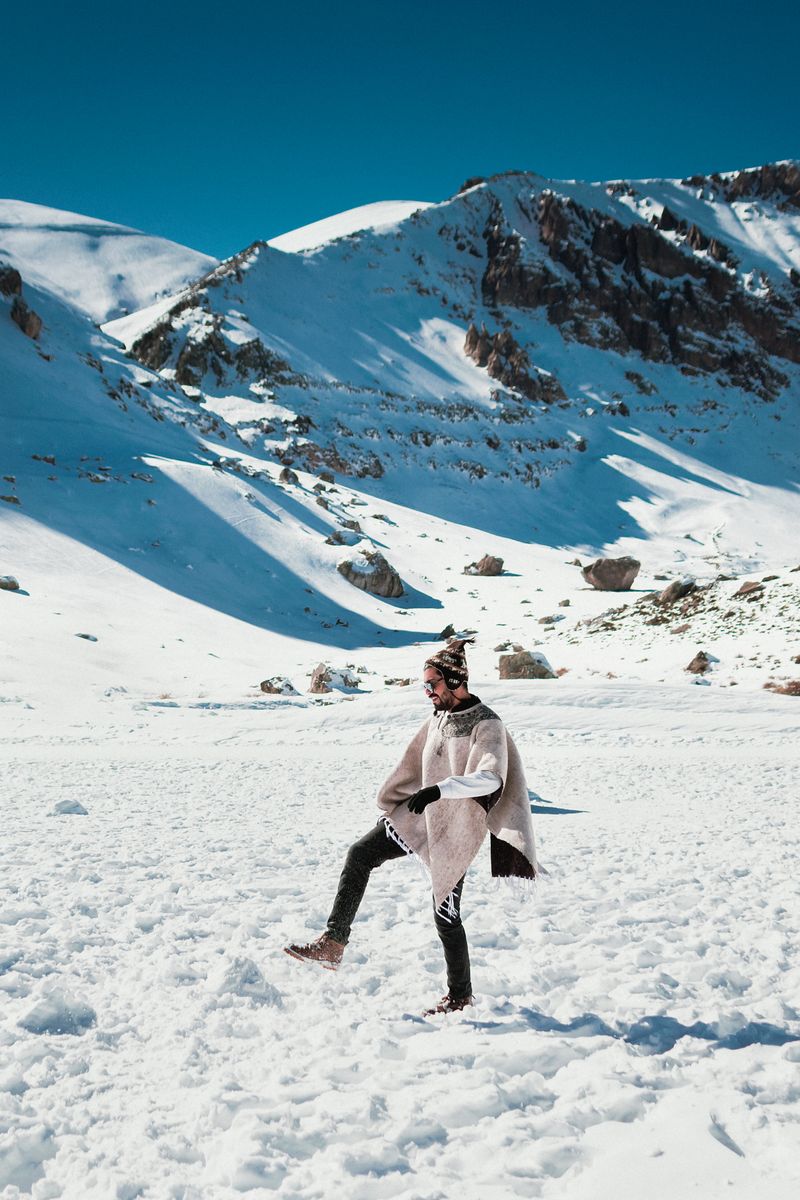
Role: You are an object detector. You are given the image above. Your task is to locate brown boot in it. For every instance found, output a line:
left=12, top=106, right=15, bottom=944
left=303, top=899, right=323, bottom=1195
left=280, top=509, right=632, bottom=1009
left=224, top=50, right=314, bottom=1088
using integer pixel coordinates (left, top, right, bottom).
left=423, top=993, right=474, bottom=1016
left=284, top=933, right=345, bottom=971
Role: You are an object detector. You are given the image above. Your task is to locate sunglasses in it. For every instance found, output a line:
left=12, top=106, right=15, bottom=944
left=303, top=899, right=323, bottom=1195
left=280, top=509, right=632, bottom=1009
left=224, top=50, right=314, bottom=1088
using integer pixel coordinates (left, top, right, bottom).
left=422, top=678, right=443, bottom=695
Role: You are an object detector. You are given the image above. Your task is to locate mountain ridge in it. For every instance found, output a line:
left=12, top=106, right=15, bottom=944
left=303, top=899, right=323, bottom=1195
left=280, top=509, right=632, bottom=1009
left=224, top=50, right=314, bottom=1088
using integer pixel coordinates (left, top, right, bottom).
left=1, top=163, right=799, bottom=705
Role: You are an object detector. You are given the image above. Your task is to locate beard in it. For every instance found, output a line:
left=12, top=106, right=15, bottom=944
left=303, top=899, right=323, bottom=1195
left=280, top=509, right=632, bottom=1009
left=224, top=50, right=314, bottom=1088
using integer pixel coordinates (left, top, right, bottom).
left=431, top=689, right=458, bottom=711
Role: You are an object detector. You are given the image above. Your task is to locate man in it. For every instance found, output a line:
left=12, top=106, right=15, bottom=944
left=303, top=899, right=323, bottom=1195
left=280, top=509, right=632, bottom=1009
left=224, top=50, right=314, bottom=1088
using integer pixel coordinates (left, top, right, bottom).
left=284, top=638, right=538, bottom=1015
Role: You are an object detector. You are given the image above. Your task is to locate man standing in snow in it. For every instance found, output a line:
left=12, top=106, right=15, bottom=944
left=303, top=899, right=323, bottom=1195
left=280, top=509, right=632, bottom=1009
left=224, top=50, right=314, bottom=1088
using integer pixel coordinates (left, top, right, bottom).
left=285, top=638, right=537, bottom=1014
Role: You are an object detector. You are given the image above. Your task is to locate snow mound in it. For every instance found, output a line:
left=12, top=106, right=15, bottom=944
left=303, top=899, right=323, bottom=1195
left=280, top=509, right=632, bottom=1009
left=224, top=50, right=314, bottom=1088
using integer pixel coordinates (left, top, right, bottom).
left=18, top=989, right=96, bottom=1035
left=209, top=956, right=282, bottom=1007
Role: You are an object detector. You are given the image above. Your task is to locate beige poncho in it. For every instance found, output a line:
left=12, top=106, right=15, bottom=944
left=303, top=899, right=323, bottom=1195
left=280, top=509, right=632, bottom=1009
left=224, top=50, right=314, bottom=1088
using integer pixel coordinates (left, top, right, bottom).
left=376, top=702, right=538, bottom=908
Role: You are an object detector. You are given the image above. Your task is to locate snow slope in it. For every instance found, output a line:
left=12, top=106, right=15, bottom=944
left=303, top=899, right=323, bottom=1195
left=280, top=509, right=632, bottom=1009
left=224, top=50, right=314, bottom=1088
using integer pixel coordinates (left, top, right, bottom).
left=268, top=200, right=434, bottom=253
left=0, top=199, right=216, bottom=323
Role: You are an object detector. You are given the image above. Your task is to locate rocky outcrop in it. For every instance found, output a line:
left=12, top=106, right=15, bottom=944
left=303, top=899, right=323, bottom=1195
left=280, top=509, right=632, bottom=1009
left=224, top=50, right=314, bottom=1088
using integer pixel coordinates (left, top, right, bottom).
left=175, top=321, right=233, bottom=387
left=657, top=579, right=697, bottom=606
left=10, top=297, right=42, bottom=339
left=734, top=581, right=765, bottom=600
left=464, top=322, right=566, bottom=402
left=337, top=549, right=404, bottom=598
left=582, top=556, right=641, bottom=591
left=281, top=440, right=384, bottom=480
left=0, top=265, right=22, bottom=297
left=464, top=554, right=504, bottom=576
left=722, top=162, right=800, bottom=210
left=481, top=187, right=799, bottom=399
left=498, top=651, right=556, bottom=680
left=130, top=321, right=174, bottom=371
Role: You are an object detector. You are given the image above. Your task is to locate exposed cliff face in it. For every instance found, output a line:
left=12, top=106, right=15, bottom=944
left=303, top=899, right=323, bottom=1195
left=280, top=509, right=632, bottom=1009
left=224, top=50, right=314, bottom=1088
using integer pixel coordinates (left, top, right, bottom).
left=480, top=184, right=799, bottom=400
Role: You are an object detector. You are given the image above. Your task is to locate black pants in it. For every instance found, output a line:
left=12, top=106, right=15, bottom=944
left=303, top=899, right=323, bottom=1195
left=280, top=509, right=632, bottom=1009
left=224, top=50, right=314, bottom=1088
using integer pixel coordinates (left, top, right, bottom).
left=326, top=821, right=472, bottom=1000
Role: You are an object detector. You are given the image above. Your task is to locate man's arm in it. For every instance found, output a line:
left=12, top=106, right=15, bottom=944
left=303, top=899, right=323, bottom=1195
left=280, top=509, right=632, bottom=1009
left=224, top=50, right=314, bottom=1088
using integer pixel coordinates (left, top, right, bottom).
left=408, top=771, right=502, bottom=814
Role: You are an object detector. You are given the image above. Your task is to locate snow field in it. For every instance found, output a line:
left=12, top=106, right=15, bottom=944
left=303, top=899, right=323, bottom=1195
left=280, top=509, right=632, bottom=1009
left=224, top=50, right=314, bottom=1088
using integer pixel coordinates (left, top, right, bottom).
left=2, top=686, right=799, bottom=1198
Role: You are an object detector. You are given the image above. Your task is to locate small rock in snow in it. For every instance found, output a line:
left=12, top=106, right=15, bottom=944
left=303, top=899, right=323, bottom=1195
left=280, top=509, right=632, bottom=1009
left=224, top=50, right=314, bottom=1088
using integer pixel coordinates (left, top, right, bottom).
left=686, top=651, right=712, bottom=674
left=0, top=575, right=20, bottom=591
left=75, top=633, right=98, bottom=642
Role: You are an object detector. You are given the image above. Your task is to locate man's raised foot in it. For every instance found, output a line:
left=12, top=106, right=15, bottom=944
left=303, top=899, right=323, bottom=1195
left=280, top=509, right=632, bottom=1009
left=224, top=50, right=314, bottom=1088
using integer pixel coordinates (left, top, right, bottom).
left=284, top=932, right=345, bottom=971
left=423, top=993, right=474, bottom=1016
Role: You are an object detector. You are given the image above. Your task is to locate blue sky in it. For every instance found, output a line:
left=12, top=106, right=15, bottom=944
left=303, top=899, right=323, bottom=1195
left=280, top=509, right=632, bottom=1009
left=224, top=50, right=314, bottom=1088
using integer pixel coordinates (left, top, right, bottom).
left=4, top=0, right=799, bottom=258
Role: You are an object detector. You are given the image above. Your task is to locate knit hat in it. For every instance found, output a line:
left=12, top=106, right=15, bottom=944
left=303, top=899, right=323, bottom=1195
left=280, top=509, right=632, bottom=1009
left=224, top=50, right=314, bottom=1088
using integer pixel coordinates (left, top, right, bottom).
left=424, top=637, right=474, bottom=689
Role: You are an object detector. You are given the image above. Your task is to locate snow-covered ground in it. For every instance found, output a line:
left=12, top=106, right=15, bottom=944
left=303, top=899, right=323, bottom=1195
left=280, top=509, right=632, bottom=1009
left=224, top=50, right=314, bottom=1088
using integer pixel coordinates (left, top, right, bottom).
left=2, top=685, right=799, bottom=1198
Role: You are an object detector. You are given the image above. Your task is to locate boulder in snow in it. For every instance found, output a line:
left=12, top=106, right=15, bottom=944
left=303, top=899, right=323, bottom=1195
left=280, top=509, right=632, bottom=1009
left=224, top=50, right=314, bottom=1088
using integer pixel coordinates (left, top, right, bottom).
left=685, top=651, right=712, bottom=675
left=309, top=664, right=332, bottom=694
left=337, top=548, right=404, bottom=598
left=498, top=651, right=556, bottom=680
left=259, top=677, right=298, bottom=696
left=0, top=575, right=20, bottom=591
left=464, top=554, right=504, bottom=577
left=581, top=556, right=640, bottom=591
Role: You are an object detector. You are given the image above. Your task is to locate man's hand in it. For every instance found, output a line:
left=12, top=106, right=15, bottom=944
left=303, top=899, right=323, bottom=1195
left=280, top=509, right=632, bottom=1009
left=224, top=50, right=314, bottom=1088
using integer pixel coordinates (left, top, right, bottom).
left=407, top=785, right=441, bottom=814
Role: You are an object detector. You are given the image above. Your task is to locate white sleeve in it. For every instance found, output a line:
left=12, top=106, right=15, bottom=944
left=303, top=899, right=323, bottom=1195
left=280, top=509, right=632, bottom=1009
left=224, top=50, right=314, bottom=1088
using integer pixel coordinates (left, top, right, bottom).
left=437, top=771, right=502, bottom=801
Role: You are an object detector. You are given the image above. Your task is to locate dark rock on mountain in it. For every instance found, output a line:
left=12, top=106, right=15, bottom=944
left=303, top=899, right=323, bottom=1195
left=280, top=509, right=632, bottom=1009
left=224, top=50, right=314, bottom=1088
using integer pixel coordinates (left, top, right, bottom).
left=723, top=162, right=800, bottom=209
left=0, top=265, right=23, bottom=296
left=686, top=651, right=712, bottom=674
left=734, top=581, right=765, bottom=600
left=657, top=579, right=697, bottom=606
left=459, top=176, right=487, bottom=194
left=480, top=183, right=799, bottom=400
left=130, top=321, right=173, bottom=370
left=175, top=321, right=232, bottom=388
left=10, top=297, right=42, bottom=339
left=582, top=556, right=641, bottom=591
left=464, top=322, right=566, bottom=402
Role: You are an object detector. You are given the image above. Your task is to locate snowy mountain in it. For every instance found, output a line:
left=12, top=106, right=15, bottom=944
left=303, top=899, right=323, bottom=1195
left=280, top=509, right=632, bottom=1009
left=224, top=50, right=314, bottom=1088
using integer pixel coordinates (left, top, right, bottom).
left=1, top=166, right=799, bottom=706
left=0, top=199, right=216, bottom=323
left=3, top=172, right=800, bottom=1200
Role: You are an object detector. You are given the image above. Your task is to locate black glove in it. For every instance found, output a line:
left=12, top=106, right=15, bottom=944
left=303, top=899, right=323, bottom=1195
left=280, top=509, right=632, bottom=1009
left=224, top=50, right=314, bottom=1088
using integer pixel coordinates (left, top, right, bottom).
left=407, top=785, right=441, bottom=814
